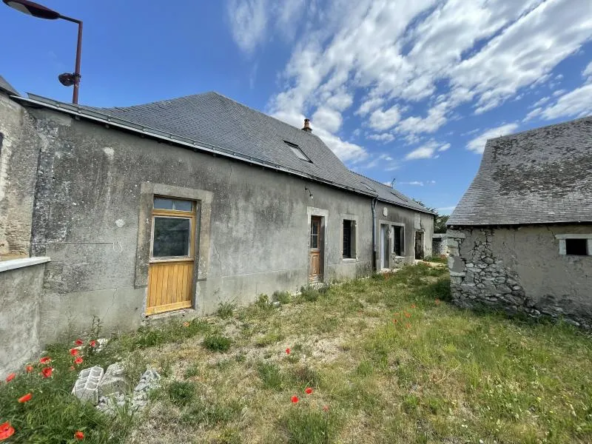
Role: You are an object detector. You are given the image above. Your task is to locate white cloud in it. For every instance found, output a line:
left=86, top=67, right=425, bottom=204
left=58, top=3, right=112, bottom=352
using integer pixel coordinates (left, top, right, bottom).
left=405, top=141, right=440, bottom=160
left=399, top=181, right=424, bottom=186
left=540, top=83, right=592, bottom=120
left=369, top=106, right=401, bottom=131
left=438, top=143, right=451, bottom=152
left=467, top=123, right=519, bottom=154
left=552, top=89, right=567, bottom=97
left=583, top=61, right=592, bottom=78
left=367, top=133, right=395, bottom=143
left=437, top=205, right=456, bottom=214
left=312, top=107, right=343, bottom=133
left=226, top=0, right=268, bottom=54
left=245, top=0, right=592, bottom=162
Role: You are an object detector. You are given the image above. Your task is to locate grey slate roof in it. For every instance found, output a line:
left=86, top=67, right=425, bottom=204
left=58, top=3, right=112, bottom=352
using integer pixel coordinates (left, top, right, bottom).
left=18, top=91, right=432, bottom=214
left=449, top=116, right=592, bottom=226
left=0, top=75, right=18, bottom=95
left=351, top=172, right=430, bottom=213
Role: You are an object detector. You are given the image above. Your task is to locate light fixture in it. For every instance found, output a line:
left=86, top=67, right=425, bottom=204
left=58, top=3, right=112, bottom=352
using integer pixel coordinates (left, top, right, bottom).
left=3, top=0, right=83, bottom=104
left=305, top=187, right=314, bottom=199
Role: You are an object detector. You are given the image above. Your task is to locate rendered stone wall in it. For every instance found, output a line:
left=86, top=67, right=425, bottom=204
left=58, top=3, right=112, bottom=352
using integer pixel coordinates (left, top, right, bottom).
left=448, top=226, right=592, bottom=328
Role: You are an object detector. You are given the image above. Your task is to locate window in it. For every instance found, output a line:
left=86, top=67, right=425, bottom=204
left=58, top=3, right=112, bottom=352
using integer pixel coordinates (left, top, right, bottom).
left=151, top=197, right=194, bottom=259
left=154, top=197, right=193, bottom=212
left=343, top=220, right=356, bottom=259
left=566, top=238, right=588, bottom=256
left=310, top=218, right=320, bottom=249
left=285, top=141, right=312, bottom=162
left=556, top=234, right=592, bottom=256
left=152, top=217, right=191, bottom=257
left=393, top=225, right=404, bottom=256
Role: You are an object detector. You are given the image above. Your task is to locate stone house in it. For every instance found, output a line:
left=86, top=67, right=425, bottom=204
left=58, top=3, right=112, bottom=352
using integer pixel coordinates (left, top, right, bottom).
left=0, top=75, right=434, bottom=358
left=447, top=117, right=592, bottom=328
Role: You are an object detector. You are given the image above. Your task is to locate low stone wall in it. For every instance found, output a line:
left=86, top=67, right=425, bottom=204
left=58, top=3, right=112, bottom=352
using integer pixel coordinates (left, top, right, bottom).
left=0, top=258, right=49, bottom=376
left=447, top=227, right=592, bottom=329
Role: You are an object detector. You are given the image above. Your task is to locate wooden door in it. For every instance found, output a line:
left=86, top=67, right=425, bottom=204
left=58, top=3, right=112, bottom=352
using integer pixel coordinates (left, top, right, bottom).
left=147, top=197, right=196, bottom=315
left=415, top=231, right=424, bottom=260
left=309, top=216, right=322, bottom=282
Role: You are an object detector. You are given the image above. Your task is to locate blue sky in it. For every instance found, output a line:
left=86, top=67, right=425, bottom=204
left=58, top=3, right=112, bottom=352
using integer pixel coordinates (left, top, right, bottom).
left=2, top=0, right=592, bottom=214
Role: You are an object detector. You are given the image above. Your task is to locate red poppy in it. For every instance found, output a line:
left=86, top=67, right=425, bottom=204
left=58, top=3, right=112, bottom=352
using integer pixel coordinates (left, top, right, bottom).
left=89, top=340, right=97, bottom=348
left=39, top=357, right=51, bottom=364
left=75, top=357, right=83, bottom=365
left=18, top=393, right=32, bottom=403
left=25, top=365, right=33, bottom=373
left=70, top=348, right=79, bottom=356
left=406, top=323, right=411, bottom=329
left=5, top=373, right=15, bottom=383
left=0, top=422, right=15, bottom=440
left=75, top=339, right=84, bottom=346
left=305, top=387, right=313, bottom=395
left=323, top=405, right=329, bottom=412
left=291, top=396, right=299, bottom=404
left=74, top=431, right=84, bottom=440
left=393, top=319, right=398, bottom=324
left=285, top=348, right=291, bottom=355
left=411, top=304, right=416, bottom=309
left=405, top=312, right=411, bottom=318
left=41, top=367, right=53, bottom=378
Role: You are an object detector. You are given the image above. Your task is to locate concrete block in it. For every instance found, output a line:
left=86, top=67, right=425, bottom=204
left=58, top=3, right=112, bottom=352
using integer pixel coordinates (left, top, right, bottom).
left=98, top=363, right=129, bottom=397
left=72, top=366, right=104, bottom=404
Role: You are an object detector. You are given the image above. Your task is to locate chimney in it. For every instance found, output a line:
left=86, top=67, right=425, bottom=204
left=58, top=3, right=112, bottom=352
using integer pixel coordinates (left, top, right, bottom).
left=302, top=118, right=312, bottom=133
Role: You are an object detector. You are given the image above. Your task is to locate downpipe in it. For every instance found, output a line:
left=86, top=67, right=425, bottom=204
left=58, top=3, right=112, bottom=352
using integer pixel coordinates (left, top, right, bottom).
left=371, top=197, right=377, bottom=272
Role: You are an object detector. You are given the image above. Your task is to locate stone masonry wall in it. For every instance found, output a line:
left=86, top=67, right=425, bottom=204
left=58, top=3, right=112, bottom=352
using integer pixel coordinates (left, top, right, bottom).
left=447, top=227, right=592, bottom=329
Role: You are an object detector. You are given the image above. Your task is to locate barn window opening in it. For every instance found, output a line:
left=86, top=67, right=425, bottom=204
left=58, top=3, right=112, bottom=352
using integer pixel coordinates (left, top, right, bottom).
left=285, top=141, right=312, bottom=162
left=566, top=238, right=588, bottom=256
left=343, top=220, right=356, bottom=259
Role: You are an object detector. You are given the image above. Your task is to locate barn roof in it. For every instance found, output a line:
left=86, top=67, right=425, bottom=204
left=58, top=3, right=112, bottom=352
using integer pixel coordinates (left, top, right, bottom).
left=16, top=91, right=433, bottom=214
left=449, top=116, right=592, bottom=226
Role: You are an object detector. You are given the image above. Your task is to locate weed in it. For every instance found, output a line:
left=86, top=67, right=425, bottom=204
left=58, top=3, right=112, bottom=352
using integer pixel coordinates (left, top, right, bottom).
left=282, top=407, right=334, bottom=444
left=184, top=364, right=200, bottom=379
left=255, top=331, right=285, bottom=347
left=273, top=290, right=292, bottom=305
left=255, top=294, right=273, bottom=311
left=217, top=302, right=236, bottom=319
left=257, top=361, right=284, bottom=390
left=288, top=366, right=321, bottom=389
left=203, top=334, right=232, bottom=352
left=167, top=381, right=196, bottom=406
left=181, top=398, right=242, bottom=427
left=300, top=286, right=320, bottom=302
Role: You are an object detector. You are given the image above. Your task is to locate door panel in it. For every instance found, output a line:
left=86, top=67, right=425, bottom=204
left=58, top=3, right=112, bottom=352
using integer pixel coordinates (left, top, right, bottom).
left=147, top=198, right=196, bottom=315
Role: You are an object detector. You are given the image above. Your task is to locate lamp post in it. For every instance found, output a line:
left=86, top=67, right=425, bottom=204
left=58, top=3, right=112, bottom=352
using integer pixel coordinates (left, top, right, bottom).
left=3, top=0, right=83, bottom=104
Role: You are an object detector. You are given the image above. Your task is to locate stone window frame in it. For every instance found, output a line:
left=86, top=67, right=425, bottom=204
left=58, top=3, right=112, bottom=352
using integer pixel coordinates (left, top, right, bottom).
left=340, top=214, right=358, bottom=262
left=555, top=234, right=592, bottom=256
left=135, top=183, right=213, bottom=314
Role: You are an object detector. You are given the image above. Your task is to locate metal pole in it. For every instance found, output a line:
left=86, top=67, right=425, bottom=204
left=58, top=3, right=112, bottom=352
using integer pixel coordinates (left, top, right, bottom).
left=60, top=15, right=83, bottom=104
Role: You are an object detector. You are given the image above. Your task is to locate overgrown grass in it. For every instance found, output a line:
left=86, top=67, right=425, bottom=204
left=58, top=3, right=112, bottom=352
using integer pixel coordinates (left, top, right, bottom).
left=3, top=264, right=592, bottom=443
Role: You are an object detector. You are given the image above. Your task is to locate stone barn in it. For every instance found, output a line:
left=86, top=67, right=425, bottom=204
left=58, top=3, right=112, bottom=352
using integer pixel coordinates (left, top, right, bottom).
left=447, top=117, right=592, bottom=328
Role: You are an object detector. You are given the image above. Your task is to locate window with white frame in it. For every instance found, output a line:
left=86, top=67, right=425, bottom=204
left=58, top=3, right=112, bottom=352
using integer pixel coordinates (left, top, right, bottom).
left=555, top=234, right=592, bottom=256
left=343, top=219, right=356, bottom=259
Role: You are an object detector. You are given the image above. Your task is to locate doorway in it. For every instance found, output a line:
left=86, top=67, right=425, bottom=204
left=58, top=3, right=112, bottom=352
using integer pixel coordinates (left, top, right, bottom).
left=380, top=224, right=389, bottom=269
left=309, top=216, right=323, bottom=283
left=146, top=197, right=196, bottom=315
left=415, top=231, right=424, bottom=260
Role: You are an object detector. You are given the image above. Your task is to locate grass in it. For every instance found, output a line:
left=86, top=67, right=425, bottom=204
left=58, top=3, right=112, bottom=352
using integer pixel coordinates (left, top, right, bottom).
left=2, top=264, right=592, bottom=443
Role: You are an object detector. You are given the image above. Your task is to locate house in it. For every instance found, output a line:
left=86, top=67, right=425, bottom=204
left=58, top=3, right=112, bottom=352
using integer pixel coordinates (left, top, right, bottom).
left=0, top=76, right=434, bottom=352
left=447, top=117, right=592, bottom=328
